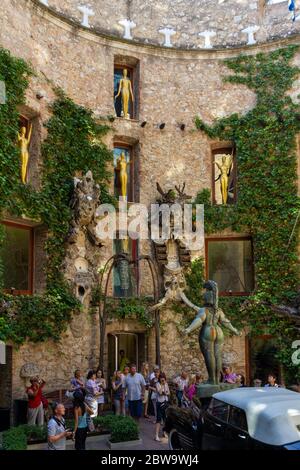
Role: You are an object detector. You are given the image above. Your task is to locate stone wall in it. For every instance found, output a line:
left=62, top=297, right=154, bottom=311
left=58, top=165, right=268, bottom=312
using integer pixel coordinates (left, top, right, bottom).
left=0, top=0, right=298, bottom=399
left=32, top=0, right=300, bottom=49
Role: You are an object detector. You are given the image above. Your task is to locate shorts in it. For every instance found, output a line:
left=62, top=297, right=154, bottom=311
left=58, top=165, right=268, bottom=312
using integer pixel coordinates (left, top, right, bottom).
left=97, top=395, right=105, bottom=404
left=128, top=399, right=143, bottom=418
left=142, top=389, right=149, bottom=404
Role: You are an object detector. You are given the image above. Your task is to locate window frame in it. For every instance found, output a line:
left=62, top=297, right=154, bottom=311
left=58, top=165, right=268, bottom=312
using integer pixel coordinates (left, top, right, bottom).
left=207, top=398, right=230, bottom=423
left=112, top=235, right=139, bottom=299
left=1, top=220, right=34, bottom=295
left=211, top=146, right=237, bottom=205
left=205, top=236, right=254, bottom=296
left=113, top=143, right=136, bottom=203
left=114, top=64, right=136, bottom=120
left=228, top=405, right=248, bottom=432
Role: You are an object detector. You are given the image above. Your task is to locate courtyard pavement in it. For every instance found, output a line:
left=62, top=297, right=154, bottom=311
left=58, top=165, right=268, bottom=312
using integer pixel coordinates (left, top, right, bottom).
left=28, top=417, right=169, bottom=451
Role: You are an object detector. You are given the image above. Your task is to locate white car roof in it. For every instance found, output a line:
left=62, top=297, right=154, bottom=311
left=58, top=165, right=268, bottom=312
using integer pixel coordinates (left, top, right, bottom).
left=212, top=387, right=300, bottom=446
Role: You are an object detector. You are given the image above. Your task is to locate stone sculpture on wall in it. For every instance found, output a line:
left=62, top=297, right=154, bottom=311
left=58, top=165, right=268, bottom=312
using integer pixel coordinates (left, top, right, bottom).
left=150, top=182, right=192, bottom=311
left=67, top=170, right=103, bottom=304
left=71, top=170, right=100, bottom=228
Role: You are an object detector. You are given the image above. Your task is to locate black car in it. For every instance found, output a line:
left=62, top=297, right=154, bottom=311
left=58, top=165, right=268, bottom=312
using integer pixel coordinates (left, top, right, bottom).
left=164, top=397, right=204, bottom=450
left=166, top=387, right=300, bottom=450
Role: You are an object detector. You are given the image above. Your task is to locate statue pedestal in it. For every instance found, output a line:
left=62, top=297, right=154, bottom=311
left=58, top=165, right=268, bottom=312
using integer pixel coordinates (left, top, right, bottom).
left=197, top=383, right=239, bottom=399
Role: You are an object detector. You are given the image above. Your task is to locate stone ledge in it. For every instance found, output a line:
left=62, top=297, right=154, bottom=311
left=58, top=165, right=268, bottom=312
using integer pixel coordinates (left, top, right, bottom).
left=30, top=0, right=300, bottom=57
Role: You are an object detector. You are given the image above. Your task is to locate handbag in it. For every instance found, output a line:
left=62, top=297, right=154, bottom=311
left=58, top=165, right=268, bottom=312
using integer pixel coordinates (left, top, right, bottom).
left=159, top=400, right=169, bottom=412
left=86, top=414, right=95, bottom=433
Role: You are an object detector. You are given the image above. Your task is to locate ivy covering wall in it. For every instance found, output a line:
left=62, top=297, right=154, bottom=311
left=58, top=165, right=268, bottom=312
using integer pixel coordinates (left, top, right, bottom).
left=0, top=48, right=113, bottom=344
left=194, top=46, right=300, bottom=381
left=1, top=44, right=300, bottom=383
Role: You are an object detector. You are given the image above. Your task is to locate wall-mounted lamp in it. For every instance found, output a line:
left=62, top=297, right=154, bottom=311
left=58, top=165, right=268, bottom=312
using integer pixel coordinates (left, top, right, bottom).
left=159, top=123, right=165, bottom=130
left=141, top=121, right=147, bottom=127
left=180, top=124, right=185, bottom=131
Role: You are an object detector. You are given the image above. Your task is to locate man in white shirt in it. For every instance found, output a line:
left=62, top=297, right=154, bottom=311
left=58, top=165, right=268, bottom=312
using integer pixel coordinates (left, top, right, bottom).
left=125, top=364, right=146, bottom=420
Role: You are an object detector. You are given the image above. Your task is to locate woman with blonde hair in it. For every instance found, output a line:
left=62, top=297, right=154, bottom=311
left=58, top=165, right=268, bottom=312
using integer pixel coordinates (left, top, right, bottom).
left=112, top=370, right=125, bottom=416
left=141, top=362, right=150, bottom=419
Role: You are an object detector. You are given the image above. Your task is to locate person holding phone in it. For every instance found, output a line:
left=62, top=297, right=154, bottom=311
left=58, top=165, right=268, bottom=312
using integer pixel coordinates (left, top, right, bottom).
left=72, top=389, right=93, bottom=450
left=155, top=373, right=170, bottom=442
left=26, top=376, right=46, bottom=426
left=48, top=403, right=72, bottom=450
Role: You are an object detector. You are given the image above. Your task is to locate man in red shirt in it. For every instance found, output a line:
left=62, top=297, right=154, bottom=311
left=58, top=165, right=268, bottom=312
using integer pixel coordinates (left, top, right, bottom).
left=26, top=376, right=46, bottom=426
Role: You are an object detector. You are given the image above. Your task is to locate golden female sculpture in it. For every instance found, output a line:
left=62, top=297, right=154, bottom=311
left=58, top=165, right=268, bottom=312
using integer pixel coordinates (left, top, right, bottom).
left=115, top=68, right=134, bottom=119
left=214, top=154, right=233, bottom=204
left=117, top=152, right=128, bottom=199
left=17, top=124, right=32, bottom=184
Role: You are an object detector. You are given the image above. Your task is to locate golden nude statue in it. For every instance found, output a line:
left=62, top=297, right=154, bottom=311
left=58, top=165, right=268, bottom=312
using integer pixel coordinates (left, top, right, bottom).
left=214, top=153, right=233, bottom=205
left=116, top=152, right=129, bottom=199
left=17, top=124, right=32, bottom=184
left=115, top=68, right=134, bottom=119
left=122, top=236, right=129, bottom=253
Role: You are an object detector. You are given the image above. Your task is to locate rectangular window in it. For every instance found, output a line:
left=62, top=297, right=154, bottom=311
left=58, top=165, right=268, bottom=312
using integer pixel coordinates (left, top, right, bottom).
left=114, top=66, right=134, bottom=119
left=113, top=238, right=138, bottom=298
left=206, top=238, right=254, bottom=295
left=114, top=145, right=135, bottom=202
left=212, top=147, right=236, bottom=205
left=1, top=222, right=33, bottom=294
left=228, top=406, right=248, bottom=432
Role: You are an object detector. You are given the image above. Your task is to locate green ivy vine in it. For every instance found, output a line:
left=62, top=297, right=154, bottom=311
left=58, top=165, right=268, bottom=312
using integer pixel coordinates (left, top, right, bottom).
left=107, top=297, right=154, bottom=329
left=194, top=46, right=300, bottom=381
left=0, top=47, right=113, bottom=344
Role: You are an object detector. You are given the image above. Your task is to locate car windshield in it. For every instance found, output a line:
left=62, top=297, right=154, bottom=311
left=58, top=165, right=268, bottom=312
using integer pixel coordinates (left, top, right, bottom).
left=284, top=441, right=300, bottom=450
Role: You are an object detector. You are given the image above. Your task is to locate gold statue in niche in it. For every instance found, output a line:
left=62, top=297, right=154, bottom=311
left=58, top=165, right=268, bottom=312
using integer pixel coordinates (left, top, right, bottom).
left=116, top=152, right=129, bottom=199
left=18, top=124, right=32, bottom=184
left=115, top=68, right=134, bottom=119
left=122, top=236, right=129, bottom=253
left=214, top=152, right=233, bottom=205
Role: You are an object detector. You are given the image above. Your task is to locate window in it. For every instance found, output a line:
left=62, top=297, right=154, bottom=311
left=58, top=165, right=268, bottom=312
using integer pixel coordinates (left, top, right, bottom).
left=212, top=146, right=236, bottom=205
left=1, top=222, right=33, bottom=294
left=113, top=237, right=138, bottom=298
left=114, top=145, right=136, bottom=202
left=114, top=56, right=139, bottom=120
left=208, top=399, right=229, bottom=422
left=228, top=406, right=248, bottom=432
left=206, top=238, right=254, bottom=295
left=114, top=66, right=134, bottom=119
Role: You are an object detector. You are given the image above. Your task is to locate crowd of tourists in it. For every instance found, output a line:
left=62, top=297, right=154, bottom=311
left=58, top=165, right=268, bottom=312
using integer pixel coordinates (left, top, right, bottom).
left=24, top=352, right=282, bottom=450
